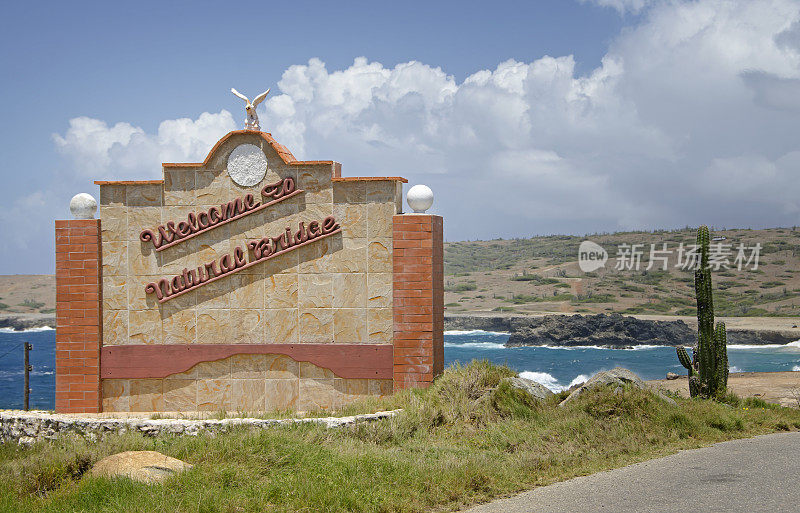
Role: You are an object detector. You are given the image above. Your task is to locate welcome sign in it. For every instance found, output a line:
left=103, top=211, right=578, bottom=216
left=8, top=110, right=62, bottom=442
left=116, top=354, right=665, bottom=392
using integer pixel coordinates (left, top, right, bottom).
left=140, top=174, right=342, bottom=302
left=54, top=127, right=444, bottom=414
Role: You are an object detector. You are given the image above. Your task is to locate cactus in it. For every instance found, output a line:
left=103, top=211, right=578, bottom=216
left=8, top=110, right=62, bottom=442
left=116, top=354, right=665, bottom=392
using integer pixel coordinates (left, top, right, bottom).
left=675, top=226, right=729, bottom=399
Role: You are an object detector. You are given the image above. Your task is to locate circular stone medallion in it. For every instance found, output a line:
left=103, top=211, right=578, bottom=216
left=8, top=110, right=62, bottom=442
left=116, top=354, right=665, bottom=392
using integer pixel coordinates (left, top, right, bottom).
left=227, top=144, right=267, bottom=187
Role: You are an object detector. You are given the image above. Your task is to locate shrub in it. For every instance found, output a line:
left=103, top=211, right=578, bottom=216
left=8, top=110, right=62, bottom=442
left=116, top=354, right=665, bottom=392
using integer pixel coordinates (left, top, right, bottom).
left=511, top=275, right=559, bottom=285
left=20, top=299, right=45, bottom=309
left=446, top=282, right=477, bottom=292
left=572, top=294, right=617, bottom=304
left=492, top=306, right=516, bottom=312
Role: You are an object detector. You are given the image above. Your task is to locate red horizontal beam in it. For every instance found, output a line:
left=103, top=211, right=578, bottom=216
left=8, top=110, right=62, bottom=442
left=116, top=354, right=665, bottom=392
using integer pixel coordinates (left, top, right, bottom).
left=101, top=343, right=393, bottom=380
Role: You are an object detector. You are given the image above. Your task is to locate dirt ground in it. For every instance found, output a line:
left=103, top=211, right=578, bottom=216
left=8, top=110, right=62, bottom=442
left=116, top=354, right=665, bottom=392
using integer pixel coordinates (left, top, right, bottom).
left=649, top=372, right=800, bottom=407
left=0, top=274, right=55, bottom=314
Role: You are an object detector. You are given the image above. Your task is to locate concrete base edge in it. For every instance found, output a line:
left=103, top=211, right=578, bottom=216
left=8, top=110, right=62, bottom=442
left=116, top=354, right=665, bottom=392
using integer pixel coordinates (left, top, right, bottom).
left=0, top=409, right=402, bottom=445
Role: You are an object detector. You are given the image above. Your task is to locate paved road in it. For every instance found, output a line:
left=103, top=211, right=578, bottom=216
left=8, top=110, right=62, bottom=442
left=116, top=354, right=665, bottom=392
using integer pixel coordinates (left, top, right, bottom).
left=463, top=432, right=800, bottom=513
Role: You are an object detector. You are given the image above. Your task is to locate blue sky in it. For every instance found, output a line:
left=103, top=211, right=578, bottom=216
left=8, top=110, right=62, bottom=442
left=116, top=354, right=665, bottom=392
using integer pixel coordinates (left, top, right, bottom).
left=2, top=0, right=800, bottom=273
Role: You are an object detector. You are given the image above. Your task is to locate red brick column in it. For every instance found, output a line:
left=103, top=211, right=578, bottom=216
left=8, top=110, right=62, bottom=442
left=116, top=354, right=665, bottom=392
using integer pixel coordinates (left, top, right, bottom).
left=392, top=214, right=444, bottom=390
left=55, top=219, right=102, bottom=413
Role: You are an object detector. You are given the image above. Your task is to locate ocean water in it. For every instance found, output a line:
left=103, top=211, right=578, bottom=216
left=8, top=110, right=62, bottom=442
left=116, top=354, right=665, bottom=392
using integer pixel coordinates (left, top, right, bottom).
left=0, top=329, right=56, bottom=410
left=1, top=329, right=799, bottom=410
left=444, top=330, right=800, bottom=392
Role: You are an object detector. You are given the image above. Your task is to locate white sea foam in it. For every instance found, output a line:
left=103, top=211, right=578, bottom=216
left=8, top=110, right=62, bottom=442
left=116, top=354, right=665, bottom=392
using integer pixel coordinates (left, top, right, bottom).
left=443, top=341, right=506, bottom=350
left=0, top=370, right=54, bottom=378
left=728, top=344, right=797, bottom=350
left=729, top=366, right=743, bottom=373
left=792, top=365, right=800, bottom=372
left=727, top=340, right=800, bottom=350
left=519, top=371, right=590, bottom=392
left=537, top=344, right=661, bottom=351
left=728, top=344, right=783, bottom=349
left=444, top=329, right=510, bottom=336
left=0, top=326, right=55, bottom=334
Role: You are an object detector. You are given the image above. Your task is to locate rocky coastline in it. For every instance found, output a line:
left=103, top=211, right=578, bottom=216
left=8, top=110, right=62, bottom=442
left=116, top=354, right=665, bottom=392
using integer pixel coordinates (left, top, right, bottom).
left=445, top=313, right=800, bottom=348
left=0, top=313, right=55, bottom=332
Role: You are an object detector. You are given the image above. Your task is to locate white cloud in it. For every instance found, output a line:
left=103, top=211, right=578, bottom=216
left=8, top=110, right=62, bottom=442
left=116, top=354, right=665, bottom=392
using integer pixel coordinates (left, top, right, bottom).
left=581, top=0, right=657, bottom=14
left=49, top=0, right=800, bottom=245
left=53, top=111, right=236, bottom=179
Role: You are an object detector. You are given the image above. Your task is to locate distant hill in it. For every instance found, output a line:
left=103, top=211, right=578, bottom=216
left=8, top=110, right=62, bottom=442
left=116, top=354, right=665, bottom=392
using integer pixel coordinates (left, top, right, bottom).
left=0, top=275, right=54, bottom=316
left=444, top=227, right=800, bottom=317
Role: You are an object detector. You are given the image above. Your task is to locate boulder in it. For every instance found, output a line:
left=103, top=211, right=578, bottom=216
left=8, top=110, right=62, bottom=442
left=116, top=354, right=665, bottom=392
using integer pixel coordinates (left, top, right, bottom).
left=559, top=367, right=676, bottom=406
left=503, top=376, right=554, bottom=401
left=666, top=372, right=681, bottom=380
left=89, top=451, right=192, bottom=484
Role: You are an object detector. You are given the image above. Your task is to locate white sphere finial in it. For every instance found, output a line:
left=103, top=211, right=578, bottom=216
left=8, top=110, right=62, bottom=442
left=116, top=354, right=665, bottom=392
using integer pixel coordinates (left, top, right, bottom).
left=407, top=184, right=434, bottom=214
left=70, top=193, right=97, bottom=220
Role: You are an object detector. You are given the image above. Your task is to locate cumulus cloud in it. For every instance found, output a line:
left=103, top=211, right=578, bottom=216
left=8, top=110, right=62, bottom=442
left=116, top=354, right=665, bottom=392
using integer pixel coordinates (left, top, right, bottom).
left=49, top=0, right=800, bottom=246
left=53, top=111, right=236, bottom=179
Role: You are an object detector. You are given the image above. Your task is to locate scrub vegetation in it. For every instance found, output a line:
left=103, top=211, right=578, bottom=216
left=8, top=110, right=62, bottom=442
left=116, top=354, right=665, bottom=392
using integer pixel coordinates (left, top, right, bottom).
left=2, top=361, right=800, bottom=512
left=443, top=227, right=800, bottom=316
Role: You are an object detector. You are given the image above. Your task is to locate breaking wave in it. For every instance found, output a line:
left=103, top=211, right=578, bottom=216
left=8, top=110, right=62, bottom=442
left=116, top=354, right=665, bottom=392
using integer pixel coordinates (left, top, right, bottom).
left=537, top=344, right=661, bottom=351
left=443, top=341, right=506, bottom=350
left=0, top=326, right=54, bottom=334
left=0, top=370, right=54, bottom=378
left=443, top=329, right=510, bottom=336
left=518, top=371, right=590, bottom=392
left=728, top=341, right=800, bottom=350
left=792, top=365, right=800, bottom=372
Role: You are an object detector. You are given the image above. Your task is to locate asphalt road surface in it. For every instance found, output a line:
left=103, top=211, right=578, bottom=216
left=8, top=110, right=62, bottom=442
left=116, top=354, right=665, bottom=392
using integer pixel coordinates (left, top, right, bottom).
left=463, top=432, right=800, bottom=513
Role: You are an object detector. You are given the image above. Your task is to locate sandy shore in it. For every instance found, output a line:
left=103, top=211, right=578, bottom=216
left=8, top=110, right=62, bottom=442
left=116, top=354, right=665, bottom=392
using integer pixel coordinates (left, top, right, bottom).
left=649, top=371, right=800, bottom=407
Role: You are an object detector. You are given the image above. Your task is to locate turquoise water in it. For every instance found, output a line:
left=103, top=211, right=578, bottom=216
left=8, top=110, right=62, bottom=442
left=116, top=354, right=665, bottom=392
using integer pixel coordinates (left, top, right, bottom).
left=0, top=329, right=799, bottom=409
left=444, top=330, right=800, bottom=391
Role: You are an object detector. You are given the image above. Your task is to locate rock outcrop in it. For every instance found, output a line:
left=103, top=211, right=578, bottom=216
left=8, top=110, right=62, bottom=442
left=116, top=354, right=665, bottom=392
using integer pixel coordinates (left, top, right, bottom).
left=559, top=367, right=676, bottom=406
left=503, top=376, right=554, bottom=401
left=445, top=313, right=799, bottom=348
left=505, top=314, right=694, bottom=348
left=0, top=313, right=55, bottom=331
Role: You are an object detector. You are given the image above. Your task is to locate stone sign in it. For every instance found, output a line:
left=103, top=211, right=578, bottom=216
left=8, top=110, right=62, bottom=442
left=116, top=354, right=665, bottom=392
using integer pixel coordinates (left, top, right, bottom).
left=54, top=128, right=444, bottom=413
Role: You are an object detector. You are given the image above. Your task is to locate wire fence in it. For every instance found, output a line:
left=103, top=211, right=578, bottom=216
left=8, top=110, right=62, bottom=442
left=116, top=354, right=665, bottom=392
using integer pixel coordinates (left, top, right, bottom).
left=0, top=343, right=21, bottom=360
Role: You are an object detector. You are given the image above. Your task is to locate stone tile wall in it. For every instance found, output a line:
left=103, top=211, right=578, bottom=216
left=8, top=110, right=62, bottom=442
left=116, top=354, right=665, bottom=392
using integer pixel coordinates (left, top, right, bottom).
left=102, top=354, right=393, bottom=412
left=98, top=131, right=402, bottom=350
left=93, top=131, right=404, bottom=412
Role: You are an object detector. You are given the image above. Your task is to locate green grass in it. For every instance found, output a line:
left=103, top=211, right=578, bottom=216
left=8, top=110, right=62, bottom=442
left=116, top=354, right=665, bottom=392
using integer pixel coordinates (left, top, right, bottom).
left=2, top=361, right=800, bottom=513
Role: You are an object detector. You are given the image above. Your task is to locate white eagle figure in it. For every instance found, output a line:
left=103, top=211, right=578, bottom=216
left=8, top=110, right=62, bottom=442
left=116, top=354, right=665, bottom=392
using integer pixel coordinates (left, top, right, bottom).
left=230, top=88, right=270, bottom=131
